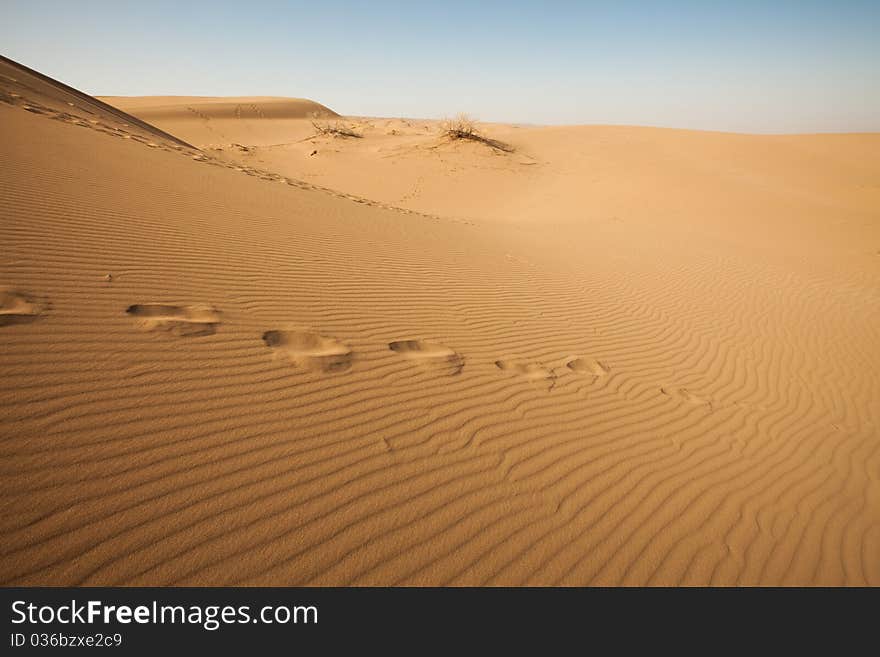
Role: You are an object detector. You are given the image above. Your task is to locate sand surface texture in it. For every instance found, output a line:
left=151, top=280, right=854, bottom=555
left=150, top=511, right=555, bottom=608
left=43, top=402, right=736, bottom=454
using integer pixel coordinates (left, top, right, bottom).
left=2, top=56, right=879, bottom=585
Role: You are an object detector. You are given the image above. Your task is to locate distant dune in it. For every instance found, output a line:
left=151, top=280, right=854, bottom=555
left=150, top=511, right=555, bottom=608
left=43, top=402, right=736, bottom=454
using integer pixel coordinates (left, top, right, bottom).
left=2, top=55, right=879, bottom=586
left=100, top=95, right=339, bottom=121
left=96, top=95, right=340, bottom=150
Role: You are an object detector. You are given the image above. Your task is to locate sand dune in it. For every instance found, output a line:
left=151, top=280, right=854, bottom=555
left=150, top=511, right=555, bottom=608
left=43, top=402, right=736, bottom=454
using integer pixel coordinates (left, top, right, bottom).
left=1, top=55, right=193, bottom=149
left=102, top=95, right=338, bottom=121
left=99, top=95, right=339, bottom=148
left=1, top=56, right=879, bottom=586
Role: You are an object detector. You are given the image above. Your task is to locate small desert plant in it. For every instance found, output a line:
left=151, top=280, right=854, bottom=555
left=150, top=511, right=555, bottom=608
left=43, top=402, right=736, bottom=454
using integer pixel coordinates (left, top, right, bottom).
left=311, top=120, right=363, bottom=139
left=442, top=113, right=479, bottom=139
left=441, top=113, right=514, bottom=152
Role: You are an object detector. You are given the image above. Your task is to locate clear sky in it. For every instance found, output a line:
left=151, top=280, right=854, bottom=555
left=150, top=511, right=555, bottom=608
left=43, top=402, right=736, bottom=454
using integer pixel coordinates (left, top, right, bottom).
left=2, top=0, right=878, bottom=133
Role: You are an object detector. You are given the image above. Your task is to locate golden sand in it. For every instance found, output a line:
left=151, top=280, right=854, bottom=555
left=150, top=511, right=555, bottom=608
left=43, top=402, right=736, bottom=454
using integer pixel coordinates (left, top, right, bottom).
left=2, top=56, right=878, bottom=585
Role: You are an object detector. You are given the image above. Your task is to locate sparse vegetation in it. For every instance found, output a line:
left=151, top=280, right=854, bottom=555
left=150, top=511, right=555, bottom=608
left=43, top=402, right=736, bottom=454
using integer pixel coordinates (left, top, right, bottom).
left=441, top=113, right=479, bottom=139
left=310, top=120, right=363, bottom=139
left=441, top=113, right=514, bottom=152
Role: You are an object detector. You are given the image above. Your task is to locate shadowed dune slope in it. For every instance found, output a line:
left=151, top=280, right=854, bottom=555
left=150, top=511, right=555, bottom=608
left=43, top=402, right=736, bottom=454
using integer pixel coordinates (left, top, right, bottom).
left=1, top=64, right=879, bottom=586
left=1, top=55, right=194, bottom=149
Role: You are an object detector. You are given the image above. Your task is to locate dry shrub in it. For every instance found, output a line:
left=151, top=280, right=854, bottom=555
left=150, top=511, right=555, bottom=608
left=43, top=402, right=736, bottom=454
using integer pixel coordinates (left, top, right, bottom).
left=441, top=113, right=513, bottom=152
left=310, top=120, right=363, bottom=139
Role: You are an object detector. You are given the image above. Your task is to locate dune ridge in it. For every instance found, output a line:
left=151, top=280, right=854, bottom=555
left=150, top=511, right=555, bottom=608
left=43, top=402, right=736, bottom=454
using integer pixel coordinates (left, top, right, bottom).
left=100, top=96, right=339, bottom=121
left=1, top=57, right=878, bottom=586
left=1, top=55, right=194, bottom=149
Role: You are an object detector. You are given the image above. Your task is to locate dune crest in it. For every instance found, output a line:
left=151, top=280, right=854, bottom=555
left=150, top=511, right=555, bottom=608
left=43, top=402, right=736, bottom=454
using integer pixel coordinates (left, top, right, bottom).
left=100, top=96, right=338, bottom=121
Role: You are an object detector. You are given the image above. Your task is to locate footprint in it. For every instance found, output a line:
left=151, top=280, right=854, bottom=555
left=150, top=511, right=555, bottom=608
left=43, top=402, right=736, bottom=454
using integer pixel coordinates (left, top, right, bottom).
left=126, top=303, right=220, bottom=336
left=566, top=357, right=610, bottom=377
left=0, top=290, right=46, bottom=326
left=388, top=340, right=464, bottom=375
left=661, top=387, right=712, bottom=408
left=263, top=330, right=352, bottom=373
left=495, top=360, right=556, bottom=387
left=678, top=388, right=712, bottom=407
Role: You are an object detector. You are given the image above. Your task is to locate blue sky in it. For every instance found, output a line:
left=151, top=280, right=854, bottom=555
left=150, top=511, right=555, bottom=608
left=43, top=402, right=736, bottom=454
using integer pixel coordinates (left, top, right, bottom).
left=2, top=1, right=878, bottom=132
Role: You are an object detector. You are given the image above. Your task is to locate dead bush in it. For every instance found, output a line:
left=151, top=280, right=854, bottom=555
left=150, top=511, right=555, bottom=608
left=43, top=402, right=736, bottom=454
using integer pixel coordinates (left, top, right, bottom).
left=311, top=120, right=363, bottom=139
left=441, top=113, right=513, bottom=152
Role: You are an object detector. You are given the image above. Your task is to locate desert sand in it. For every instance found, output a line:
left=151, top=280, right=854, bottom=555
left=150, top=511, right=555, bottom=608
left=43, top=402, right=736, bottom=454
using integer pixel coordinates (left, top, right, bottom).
left=2, top=54, right=879, bottom=585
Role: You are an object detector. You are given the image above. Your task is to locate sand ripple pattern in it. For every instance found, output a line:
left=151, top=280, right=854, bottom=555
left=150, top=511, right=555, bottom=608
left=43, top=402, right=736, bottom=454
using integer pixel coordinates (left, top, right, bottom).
left=1, top=56, right=878, bottom=587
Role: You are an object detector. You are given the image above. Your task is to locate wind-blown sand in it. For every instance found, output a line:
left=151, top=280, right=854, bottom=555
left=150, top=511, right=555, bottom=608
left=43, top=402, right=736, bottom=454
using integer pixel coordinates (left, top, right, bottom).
left=2, top=55, right=879, bottom=585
